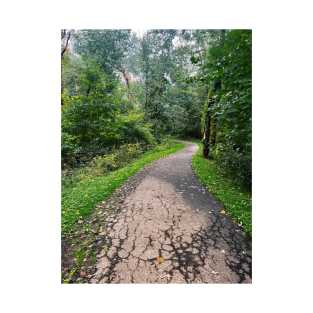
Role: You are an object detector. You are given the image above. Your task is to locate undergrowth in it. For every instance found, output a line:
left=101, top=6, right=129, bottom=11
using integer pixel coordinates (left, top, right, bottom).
left=192, top=142, right=252, bottom=236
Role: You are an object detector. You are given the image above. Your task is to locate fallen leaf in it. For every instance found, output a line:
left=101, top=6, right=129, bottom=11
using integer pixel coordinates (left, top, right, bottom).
left=220, top=209, right=226, bottom=214
left=156, top=256, right=164, bottom=264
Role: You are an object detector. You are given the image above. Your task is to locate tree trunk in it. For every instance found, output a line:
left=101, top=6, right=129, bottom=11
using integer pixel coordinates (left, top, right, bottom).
left=61, top=30, right=71, bottom=58
left=203, top=90, right=213, bottom=159
left=203, top=112, right=210, bottom=158
left=86, top=84, right=91, bottom=97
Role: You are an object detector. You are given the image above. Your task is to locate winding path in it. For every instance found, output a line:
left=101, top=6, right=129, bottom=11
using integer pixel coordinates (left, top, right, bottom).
left=90, top=142, right=252, bottom=283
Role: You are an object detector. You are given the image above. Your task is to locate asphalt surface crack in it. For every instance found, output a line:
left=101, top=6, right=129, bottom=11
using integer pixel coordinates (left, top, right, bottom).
left=88, top=142, right=252, bottom=283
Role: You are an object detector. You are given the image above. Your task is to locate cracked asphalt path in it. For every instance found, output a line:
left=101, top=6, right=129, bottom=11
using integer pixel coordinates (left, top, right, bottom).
left=90, top=142, right=252, bottom=283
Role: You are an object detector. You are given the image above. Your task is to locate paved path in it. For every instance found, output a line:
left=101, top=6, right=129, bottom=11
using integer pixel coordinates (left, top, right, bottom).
left=90, top=142, right=251, bottom=283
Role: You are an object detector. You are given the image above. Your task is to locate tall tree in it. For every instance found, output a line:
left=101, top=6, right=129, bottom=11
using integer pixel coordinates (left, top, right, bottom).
left=61, top=29, right=72, bottom=58
left=200, top=29, right=252, bottom=187
left=140, top=30, right=177, bottom=136
left=73, top=30, right=132, bottom=78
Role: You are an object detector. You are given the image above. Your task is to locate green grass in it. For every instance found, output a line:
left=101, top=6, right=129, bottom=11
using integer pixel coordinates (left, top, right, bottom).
left=192, top=142, right=252, bottom=236
left=62, top=141, right=185, bottom=235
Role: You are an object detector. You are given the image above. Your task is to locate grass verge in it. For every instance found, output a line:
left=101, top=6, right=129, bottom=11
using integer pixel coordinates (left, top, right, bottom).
left=192, top=142, right=252, bottom=236
left=62, top=140, right=185, bottom=236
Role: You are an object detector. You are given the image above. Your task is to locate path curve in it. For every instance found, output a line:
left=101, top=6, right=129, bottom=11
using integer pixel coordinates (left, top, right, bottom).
left=90, top=142, right=252, bottom=283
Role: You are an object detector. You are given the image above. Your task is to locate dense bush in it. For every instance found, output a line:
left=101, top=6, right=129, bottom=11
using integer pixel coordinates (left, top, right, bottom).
left=61, top=55, right=156, bottom=168
left=89, top=153, right=119, bottom=174
left=195, top=30, right=252, bottom=190
left=61, top=132, right=79, bottom=167
left=61, top=142, right=153, bottom=190
left=213, top=143, right=251, bottom=190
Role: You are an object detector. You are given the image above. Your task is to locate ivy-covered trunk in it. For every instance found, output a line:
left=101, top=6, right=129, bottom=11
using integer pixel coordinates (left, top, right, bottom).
left=203, top=92, right=213, bottom=159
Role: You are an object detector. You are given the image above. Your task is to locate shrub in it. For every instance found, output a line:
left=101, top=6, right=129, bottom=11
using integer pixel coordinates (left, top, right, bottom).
left=114, top=143, right=143, bottom=166
left=88, top=153, right=119, bottom=174
left=213, top=143, right=251, bottom=190
left=135, top=125, right=156, bottom=145
left=61, top=141, right=153, bottom=190
left=61, top=132, right=79, bottom=167
left=118, top=113, right=156, bottom=146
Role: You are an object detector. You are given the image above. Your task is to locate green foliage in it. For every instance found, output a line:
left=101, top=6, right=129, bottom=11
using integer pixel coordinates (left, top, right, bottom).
left=192, top=143, right=252, bottom=236
left=89, top=153, right=119, bottom=174
left=61, top=29, right=252, bottom=236
left=62, top=141, right=185, bottom=235
left=61, top=132, right=79, bottom=166
left=197, top=29, right=252, bottom=189
left=62, top=142, right=152, bottom=190
left=116, top=143, right=143, bottom=163
left=139, top=30, right=204, bottom=139
left=213, top=143, right=252, bottom=189
left=73, top=30, right=132, bottom=77
left=61, top=52, right=155, bottom=167
left=117, top=113, right=156, bottom=145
